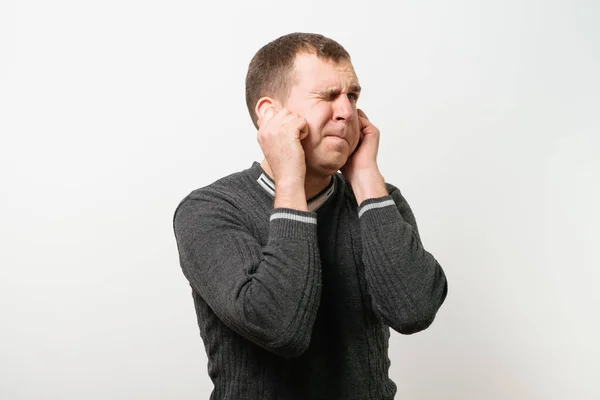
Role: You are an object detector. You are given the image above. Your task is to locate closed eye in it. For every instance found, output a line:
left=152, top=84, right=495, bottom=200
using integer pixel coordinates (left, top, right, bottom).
left=319, top=89, right=360, bottom=102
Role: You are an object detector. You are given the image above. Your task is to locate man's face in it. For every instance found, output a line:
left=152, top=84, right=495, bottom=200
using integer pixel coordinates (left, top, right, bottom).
left=282, top=53, right=362, bottom=176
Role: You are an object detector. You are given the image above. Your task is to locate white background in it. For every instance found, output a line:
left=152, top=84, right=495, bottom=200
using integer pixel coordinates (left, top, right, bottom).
left=1, top=0, right=599, bottom=399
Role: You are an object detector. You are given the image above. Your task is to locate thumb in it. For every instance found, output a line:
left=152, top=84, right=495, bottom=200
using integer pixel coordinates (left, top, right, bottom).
left=298, top=119, right=309, bottom=140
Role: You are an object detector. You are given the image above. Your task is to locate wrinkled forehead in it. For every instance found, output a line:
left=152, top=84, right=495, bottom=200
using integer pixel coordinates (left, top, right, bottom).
left=291, top=52, right=359, bottom=91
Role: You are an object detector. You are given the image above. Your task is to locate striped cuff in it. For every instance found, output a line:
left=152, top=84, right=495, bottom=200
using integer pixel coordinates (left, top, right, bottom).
left=270, top=212, right=317, bottom=224
left=358, top=198, right=396, bottom=218
left=358, top=196, right=403, bottom=225
left=269, top=208, right=318, bottom=240
left=358, top=197, right=396, bottom=217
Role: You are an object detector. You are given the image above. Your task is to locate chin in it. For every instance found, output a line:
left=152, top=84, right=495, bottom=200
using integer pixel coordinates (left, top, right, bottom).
left=308, top=156, right=348, bottom=177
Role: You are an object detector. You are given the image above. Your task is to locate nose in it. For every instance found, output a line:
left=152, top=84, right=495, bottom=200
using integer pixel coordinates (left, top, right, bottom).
left=333, top=95, right=354, bottom=123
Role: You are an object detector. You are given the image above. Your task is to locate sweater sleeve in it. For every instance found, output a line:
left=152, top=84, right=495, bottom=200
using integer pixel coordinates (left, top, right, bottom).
left=356, top=185, right=448, bottom=334
left=173, top=194, right=322, bottom=358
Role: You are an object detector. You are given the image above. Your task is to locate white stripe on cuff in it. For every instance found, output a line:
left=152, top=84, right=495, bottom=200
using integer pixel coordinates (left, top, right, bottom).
left=270, top=213, right=317, bottom=224
left=358, top=199, right=396, bottom=218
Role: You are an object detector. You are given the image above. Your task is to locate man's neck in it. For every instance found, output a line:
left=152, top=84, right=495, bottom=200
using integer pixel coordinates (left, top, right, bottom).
left=260, top=159, right=332, bottom=200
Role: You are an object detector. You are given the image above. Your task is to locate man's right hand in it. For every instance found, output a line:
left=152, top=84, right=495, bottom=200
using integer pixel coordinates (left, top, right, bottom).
left=257, top=107, right=309, bottom=211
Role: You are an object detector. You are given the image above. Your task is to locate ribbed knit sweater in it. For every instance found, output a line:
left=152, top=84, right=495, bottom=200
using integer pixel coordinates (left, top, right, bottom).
left=173, top=162, right=448, bottom=399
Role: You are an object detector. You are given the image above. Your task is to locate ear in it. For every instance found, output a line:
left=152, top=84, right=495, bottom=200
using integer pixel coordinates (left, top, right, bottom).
left=256, top=97, right=280, bottom=128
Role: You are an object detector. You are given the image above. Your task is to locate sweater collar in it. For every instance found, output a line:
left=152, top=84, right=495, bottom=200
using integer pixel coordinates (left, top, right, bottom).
left=254, top=163, right=336, bottom=212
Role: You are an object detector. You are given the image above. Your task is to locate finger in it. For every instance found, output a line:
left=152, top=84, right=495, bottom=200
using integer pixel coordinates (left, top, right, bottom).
left=299, top=123, right=309, bottom=141
left=292, top=117, right=309, bottom=140
left=358, top=115, right=370, bottom=129
left=357, top=109, right=368, bottom=120
left=264, top=106, right=275, bottom=122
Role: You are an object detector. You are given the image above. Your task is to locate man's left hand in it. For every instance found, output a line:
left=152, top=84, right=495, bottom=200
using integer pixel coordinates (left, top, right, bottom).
left=341, top=109, right=388, bottom=204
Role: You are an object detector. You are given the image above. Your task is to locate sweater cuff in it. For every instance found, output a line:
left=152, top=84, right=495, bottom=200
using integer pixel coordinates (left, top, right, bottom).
left=269, top=208, right=318, bottom=241
left=357, top=196, right=403, bottom=225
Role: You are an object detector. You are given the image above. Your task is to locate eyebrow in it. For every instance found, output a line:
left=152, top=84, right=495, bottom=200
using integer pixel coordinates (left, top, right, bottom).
left=318, top=84, right=362, bottom=97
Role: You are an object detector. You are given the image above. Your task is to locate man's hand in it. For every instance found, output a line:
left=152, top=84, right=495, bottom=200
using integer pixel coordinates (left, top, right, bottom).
left=257, top=107, right=309, bottom=210
left=341, top=109, right=388, bottom=205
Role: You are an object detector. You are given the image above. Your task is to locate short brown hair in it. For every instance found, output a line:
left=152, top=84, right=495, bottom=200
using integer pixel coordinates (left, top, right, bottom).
left=245, top=32, right=351, bottom=129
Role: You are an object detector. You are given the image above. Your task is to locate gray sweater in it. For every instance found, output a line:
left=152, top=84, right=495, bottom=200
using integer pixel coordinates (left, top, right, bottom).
left=173, top=162, right=448, bottom=399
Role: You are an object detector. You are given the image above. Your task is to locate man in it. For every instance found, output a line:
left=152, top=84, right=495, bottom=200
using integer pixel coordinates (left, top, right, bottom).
left=173, top=32, right=448, bottom=399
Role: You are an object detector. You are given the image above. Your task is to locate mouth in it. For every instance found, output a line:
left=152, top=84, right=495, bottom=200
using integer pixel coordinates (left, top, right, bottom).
left=324, top=134, right=347, bottom=142
left=324, top=131, right=347, bottom=140
left=323, top=135, right=349, bottom=149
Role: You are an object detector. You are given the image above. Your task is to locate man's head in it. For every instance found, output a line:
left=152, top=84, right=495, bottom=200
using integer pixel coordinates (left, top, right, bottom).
left=246, top=33, right=362, bottom=176
left=245, top=33, right=354, bottom=128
